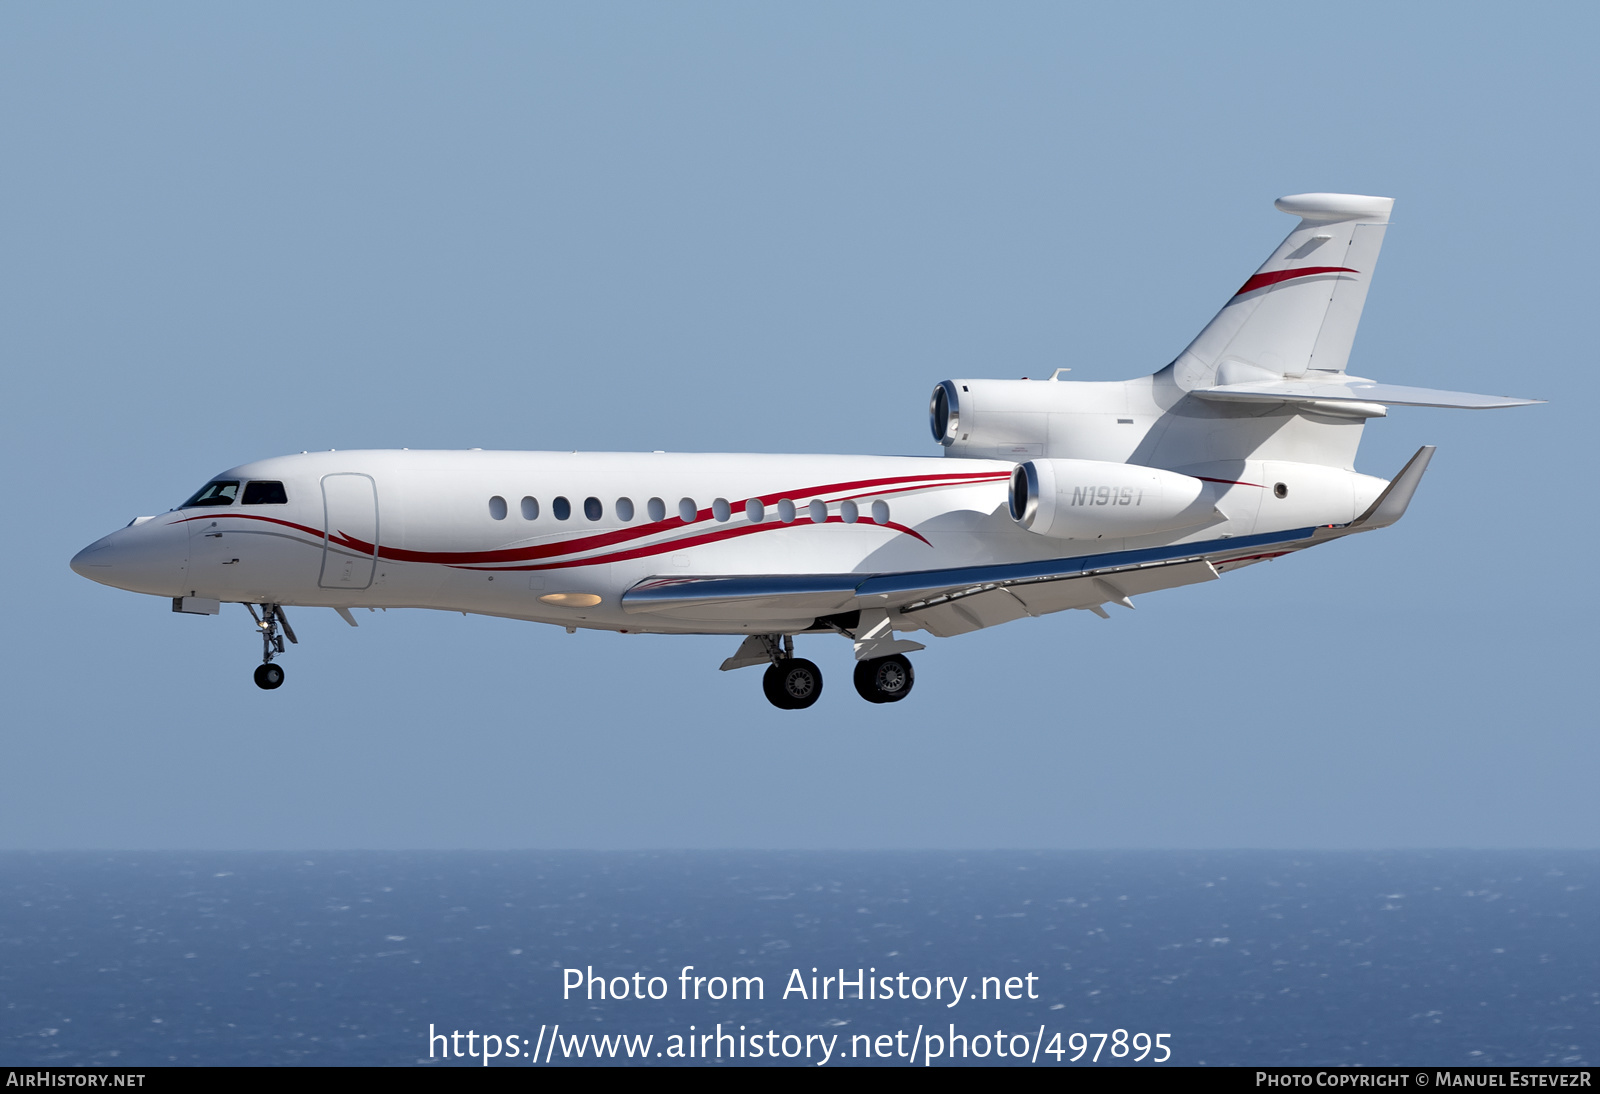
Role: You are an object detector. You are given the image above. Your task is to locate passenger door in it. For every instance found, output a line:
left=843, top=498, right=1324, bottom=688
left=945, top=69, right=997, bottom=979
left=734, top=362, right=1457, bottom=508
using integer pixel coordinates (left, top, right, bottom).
left=319, top=473, right=379, bottom=590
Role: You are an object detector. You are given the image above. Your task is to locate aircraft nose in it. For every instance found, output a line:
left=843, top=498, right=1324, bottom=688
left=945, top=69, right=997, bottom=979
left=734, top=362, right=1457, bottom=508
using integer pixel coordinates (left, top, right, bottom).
left=70, top=537, right=115, bottom=579
left=70, top=518, right=190, bottom=596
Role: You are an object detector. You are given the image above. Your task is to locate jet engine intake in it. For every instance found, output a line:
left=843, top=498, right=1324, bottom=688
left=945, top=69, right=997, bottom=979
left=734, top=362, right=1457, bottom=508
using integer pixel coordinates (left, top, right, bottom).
left=1009, top=459, right=1218, bottom=540
left=932, top=379, right=1053, bottom=451
left=929, top=381, right=961, bottom=445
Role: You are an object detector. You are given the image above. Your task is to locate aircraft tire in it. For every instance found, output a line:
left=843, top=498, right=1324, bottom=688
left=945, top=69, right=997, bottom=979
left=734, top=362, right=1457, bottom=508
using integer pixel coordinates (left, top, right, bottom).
left=254, top=663, right=285, bottom=690
left=763, top=658, right=822, bottom=710
left=852, top=661, right=885, bottom=703
left=854, top=654, right=913, bottom=704
left=761, top=664, right=793, bottom=708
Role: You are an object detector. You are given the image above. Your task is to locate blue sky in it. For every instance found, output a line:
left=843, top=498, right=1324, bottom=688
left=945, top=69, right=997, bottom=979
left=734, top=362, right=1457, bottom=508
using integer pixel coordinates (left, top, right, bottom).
left=2, top=2, right=1594, bottom=849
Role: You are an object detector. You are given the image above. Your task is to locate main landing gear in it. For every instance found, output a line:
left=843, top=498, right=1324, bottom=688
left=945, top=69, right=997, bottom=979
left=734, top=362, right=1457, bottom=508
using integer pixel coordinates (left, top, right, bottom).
left=853, top=653, right=914, bottom=704
left=763, top=656, right=824, bottom=710
left=724, top=632, right=916, bottom=709
left=736, top=634, right=822, bottom=710
left=244, top=603, right=296, bottom=690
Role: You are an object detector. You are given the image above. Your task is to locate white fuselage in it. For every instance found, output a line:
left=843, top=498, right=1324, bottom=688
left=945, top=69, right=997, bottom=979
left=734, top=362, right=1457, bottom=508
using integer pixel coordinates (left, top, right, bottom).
left=73, top=446, right=1385, bottom=635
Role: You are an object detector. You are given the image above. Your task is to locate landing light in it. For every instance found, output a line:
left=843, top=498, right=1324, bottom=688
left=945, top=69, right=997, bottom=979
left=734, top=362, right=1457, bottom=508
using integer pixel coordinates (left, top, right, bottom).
left=539, top=593, right=602, bottom=608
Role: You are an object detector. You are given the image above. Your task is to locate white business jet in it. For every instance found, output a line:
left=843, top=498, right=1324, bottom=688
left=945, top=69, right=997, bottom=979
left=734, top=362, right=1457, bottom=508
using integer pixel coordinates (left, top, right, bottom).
left=71, top=194, right=1539, bottom=707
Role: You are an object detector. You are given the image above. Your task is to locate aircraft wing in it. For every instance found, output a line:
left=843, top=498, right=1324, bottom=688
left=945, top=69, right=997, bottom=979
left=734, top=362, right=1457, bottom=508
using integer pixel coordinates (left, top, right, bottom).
left=620, top=525, right=1322, bottom=634
left=621, top=445, right=1440, bottom=635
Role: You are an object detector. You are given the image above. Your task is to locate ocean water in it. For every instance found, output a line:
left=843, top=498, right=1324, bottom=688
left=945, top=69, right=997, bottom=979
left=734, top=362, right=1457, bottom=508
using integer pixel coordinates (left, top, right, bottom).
left=0, top=852, right=1593, bottom=1067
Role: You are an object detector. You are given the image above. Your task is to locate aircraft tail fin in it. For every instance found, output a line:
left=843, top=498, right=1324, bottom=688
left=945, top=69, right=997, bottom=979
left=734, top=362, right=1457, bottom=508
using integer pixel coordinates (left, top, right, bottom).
left=1169, top=193, right=1393, bottom=392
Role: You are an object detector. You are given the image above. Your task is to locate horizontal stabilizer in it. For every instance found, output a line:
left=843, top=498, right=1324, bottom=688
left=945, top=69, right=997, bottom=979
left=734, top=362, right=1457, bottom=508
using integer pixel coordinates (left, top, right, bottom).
left=1191, top=377, right=1542, bottom=410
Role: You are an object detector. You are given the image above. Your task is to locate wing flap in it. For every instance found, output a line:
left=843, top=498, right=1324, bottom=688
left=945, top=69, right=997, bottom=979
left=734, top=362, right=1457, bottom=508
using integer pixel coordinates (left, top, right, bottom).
left=1009, top=558, right=1220, bottom=614
left=914, top=588, right=1033, bottom=637
left=906, top=558, right=1221, bottom=635
left=852, top=527, right=1308, bottom=603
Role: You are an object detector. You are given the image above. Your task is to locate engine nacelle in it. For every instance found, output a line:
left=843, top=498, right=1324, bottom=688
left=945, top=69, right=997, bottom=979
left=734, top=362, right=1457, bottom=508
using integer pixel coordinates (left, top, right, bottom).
left=929, top=378, right=1147, bottom=462
left=1009, top=459, right=1218, bottom=540
left=931, top=378, right=1082, bottom=456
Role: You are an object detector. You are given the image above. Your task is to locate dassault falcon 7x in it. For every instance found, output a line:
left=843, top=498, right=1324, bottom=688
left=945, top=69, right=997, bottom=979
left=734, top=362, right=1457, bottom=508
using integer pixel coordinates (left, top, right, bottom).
left=71, top=194, right=1540, bottom=707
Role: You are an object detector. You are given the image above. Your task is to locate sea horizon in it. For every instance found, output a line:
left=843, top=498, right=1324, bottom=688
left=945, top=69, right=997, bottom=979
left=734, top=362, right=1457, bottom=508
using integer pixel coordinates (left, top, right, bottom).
left=2, top=849, right=1593, bottom=1067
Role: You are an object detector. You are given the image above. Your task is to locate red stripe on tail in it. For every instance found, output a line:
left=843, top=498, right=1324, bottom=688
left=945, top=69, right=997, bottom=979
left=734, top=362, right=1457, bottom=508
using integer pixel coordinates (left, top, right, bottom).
left=1234, top=266, right=1357, bottom=296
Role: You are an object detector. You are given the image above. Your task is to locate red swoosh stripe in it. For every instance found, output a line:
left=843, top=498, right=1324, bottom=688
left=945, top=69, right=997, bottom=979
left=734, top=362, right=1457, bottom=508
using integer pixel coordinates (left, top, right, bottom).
left=171, top=469, right=1006, bottom=567
left=454, top=515, right=932, bottom=571
left=1234, top=266, right=1357, bottom=296
left=384, top=470, right=997, bottom=564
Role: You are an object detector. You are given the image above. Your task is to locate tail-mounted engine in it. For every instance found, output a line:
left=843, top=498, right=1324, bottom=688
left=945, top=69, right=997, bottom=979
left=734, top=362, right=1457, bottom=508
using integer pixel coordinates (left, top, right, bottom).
left=929, top=378, right=1144, bottom=461
left=932, top=379, right=1069, bottom=455
left=1009, top=459, right=1219, bottom=540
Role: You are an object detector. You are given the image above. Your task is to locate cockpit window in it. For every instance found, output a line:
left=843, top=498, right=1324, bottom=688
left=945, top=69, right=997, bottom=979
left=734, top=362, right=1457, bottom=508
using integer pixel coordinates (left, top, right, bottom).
left=242, top=481, right=288, bottom=505
left=182, top=481, right=240, bottom=508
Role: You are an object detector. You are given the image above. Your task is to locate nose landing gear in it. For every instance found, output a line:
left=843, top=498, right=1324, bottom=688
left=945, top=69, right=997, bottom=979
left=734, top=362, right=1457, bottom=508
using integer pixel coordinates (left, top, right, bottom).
left=245, top=603, right=296, bottom=690
left=253, top=663, right=285, bottom=690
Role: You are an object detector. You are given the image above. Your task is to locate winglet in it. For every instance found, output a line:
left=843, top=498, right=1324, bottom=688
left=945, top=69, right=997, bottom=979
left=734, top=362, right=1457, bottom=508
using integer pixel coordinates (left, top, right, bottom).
left=1350, top=445, right=1436, bottom=530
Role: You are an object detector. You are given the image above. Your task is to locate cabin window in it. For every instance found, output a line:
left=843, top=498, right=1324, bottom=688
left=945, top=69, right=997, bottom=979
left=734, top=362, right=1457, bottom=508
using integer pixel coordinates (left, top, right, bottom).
left=647, top=497, right=666, bottom=522
left=678, top=498, right=697, bottom=523
left=521, top=496, right=539, bottom=520
left=553, top=496, right=572, bottom=520
left=712, top=498, right=731, bottom=522
left=840, top=499, right=859, bottom=524
left=242, top=481, right=288, bottom=505
left=871, top=500, right=890, bottom=525
left=584, top=496, right=603, bottom=521
left=778, top=499, right=796, bottom=523
left=615, top=497, right=635, bottom=522
left=745, top=499, right=764, bottom=522
left=182, top=481, right=239, bottom=508
left=489, top=496, right=508, bottom=520
left=808, top=500, right=827, bottom=523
